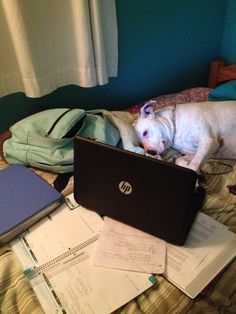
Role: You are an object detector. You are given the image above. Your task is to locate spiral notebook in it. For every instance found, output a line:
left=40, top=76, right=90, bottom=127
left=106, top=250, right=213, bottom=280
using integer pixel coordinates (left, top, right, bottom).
left=11, top=194, right=156, bottom=314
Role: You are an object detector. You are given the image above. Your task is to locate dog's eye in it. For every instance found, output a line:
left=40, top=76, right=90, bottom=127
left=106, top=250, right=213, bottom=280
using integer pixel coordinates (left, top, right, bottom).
left=143, top=130, right=148, bottom=137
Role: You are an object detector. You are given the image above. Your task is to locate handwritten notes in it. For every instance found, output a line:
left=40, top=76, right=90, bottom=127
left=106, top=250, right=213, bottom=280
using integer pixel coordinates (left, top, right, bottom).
left=92, top=217, right=166, bottom=274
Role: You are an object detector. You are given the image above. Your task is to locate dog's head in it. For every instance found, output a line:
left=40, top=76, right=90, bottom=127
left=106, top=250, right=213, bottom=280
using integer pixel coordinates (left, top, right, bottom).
left=134, top=101, right=173, bottom=156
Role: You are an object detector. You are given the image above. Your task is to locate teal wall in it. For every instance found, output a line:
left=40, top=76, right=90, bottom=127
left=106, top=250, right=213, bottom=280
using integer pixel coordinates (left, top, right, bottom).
left=221, top=0, right=236, bottom=63
left=0, top=0, right=228, bottom=132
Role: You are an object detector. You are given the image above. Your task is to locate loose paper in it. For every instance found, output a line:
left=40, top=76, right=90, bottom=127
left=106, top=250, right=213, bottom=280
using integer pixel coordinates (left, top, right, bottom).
left=92, top=217, right=166, bottom=274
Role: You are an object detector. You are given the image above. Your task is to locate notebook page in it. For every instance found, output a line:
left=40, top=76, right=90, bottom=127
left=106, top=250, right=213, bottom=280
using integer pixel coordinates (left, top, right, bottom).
left=20, top=194, right=103, bottom=264
left=41, top=242, right=155, bottom=314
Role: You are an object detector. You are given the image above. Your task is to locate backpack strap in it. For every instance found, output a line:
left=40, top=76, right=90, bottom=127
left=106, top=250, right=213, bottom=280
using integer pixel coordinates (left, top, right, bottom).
left=0, top=130, right=12, bottom=162
left=53, top=172, right=73, bottom=192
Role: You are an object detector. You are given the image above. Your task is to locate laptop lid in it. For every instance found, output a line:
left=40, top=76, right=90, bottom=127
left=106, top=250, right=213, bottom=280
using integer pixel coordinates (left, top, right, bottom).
left=74, top=136, right=205, bottom=245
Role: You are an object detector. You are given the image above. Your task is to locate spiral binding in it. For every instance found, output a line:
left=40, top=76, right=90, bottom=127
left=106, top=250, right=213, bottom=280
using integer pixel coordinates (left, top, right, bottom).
left=26, top=233, right=100, bottom=277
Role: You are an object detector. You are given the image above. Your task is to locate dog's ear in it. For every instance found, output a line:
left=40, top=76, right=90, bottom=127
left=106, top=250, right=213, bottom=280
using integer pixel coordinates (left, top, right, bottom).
left=140, top=100, right=156, bottom=118
left=154, top=106, right=173, bottom=118
left=132, top=119, right=137, bottom=127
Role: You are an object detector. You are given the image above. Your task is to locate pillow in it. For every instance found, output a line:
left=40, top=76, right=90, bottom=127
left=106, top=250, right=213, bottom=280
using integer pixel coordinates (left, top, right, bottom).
left=127, top=87, right=211, bottom=114
left=208, top=80, right=236, bottom=100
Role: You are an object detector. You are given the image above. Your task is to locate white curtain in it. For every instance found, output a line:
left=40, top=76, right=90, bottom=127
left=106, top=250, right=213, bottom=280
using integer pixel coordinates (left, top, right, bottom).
left=0, top=0, right=118, bottom=98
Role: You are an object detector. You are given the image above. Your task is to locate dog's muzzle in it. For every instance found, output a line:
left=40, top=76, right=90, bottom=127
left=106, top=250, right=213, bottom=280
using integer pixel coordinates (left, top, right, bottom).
left=147, top=149, right=158, bottom=156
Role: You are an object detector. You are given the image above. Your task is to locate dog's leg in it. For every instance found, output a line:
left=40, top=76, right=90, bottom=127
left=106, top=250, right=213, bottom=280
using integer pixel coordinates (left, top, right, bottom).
left=175, top=155, right=194, bottom=168
left=187, top=137, right=219, bottom=172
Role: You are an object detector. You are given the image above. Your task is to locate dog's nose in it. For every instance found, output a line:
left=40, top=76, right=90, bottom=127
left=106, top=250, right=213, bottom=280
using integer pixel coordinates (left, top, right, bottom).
left=147, top=149, right=157, bottom=156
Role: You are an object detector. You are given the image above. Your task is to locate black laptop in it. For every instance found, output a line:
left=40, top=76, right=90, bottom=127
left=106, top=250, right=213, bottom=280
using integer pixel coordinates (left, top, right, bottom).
left=74, top=136, right=205, bottom=245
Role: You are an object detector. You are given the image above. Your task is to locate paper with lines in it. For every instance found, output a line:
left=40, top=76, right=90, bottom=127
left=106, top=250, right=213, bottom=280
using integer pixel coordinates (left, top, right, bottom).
left=92, top=217, right=166, bottom=274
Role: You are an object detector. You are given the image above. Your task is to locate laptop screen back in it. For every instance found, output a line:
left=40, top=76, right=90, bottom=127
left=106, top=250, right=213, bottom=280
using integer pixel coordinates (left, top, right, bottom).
left=74, top=136, right=205, bottom=245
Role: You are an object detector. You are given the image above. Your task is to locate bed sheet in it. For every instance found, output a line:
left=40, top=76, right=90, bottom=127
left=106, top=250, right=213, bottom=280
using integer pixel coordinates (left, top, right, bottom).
left=1, top=87, right=236, bottom=314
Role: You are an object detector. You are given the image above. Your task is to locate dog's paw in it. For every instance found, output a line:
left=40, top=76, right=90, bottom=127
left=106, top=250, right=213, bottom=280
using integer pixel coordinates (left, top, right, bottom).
left=145, top=152, right=162, bottom=160
left=175, top=156, right=191, bottom=168
left=175, top=155, right=200, bottom=173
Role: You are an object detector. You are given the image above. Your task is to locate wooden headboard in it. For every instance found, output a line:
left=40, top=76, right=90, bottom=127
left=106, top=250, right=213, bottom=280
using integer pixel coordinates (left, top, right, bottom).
left=208, top=59, right=236, bottom=88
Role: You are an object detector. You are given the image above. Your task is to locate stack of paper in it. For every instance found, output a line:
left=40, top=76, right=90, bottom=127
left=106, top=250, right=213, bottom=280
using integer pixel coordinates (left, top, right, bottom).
left=92, top=211, right=236, bottom=299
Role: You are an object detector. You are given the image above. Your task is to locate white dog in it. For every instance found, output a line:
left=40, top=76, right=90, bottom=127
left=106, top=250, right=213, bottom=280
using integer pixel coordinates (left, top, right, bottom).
left=134, top=100, right=236, bottom=172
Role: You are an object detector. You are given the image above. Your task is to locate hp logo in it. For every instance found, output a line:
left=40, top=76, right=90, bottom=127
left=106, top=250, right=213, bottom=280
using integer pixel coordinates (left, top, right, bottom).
left=119, top=181, right=132, bottom=195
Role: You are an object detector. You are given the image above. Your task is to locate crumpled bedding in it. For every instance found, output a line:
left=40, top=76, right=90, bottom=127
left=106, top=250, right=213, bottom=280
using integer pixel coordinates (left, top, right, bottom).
left=1, top=87, right=236, bottom=313
left=1, top=156, right=236, bottom=314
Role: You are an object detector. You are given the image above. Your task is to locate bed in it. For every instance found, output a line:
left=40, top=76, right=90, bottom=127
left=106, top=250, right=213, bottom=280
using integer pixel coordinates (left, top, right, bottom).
left=1, top=59, right=236, bottom=313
